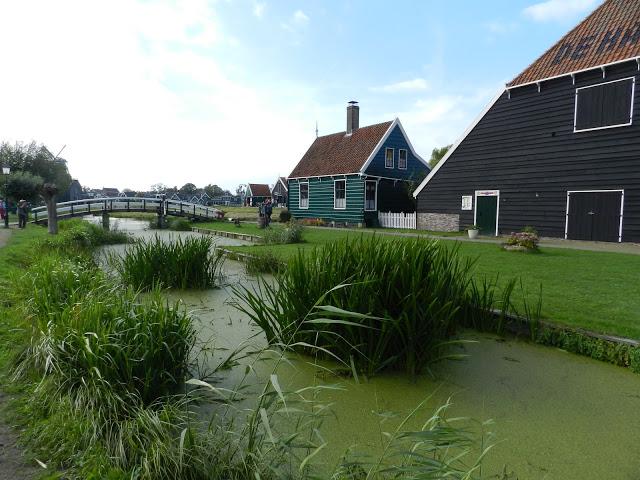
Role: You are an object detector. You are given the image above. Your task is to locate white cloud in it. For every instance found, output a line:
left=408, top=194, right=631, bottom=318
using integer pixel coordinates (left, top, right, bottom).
left=523, top=0, right=598, bottom=22
left=282, top=9, right=309, bottom=32
left=293, top=10, right=309, bottom=25
left=253, top=2, right=266, bottom=18
left=370, top=78, right=429, bottom=94
left=0, top=0, right=317, bottom=191
left=483, top=21, right=519, bottom=34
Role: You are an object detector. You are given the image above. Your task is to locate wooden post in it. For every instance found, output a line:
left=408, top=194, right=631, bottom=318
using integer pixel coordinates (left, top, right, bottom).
left=102, top=212, right=110, bottom=230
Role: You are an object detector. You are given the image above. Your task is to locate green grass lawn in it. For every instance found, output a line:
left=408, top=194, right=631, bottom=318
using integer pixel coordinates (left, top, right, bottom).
left=196, top=220, right=640, bottom=340
left=216, top=206, right=284, bottom=220
left=0, top=226, right=49, bottom=275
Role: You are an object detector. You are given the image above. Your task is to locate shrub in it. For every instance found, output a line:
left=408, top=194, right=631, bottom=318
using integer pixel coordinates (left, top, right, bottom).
left=234, top=237, right=510, bottom=377
left=506, top=231, right=539, bottom=250
left=279, top=209, right=292, bottom=223
left=113, top=235, right=224, bottom=290
left=245, top=252, right=284, bottom=275
left=168, top=217, right=193, bottom=231
left=300, top=218, right=326, bottom=227
left=261, top=221, right=304, bottom=245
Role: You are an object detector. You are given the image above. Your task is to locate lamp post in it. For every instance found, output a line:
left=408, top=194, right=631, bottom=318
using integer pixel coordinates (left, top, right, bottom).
left=2, top=166, right=9, bottom=228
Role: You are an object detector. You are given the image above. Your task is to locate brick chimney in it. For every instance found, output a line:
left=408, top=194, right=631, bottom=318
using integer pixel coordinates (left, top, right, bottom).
left=346, top=100, right=359, bottom=134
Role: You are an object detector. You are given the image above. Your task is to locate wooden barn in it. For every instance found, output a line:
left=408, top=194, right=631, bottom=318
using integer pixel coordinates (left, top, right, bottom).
left=288, top=101, right=429, bottom=226
left=414, top=0, right=640, bottom=243
left=271, top=177, right=288, bottom=207
left=245, top=183, right=271, bottom=207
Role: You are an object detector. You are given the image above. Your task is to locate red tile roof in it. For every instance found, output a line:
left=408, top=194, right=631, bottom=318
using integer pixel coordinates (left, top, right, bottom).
left=247, top=183, right=271, bottom=197
left=509, top=0, right=640, bottom=87
left=289, top=121, right=393, bottom=178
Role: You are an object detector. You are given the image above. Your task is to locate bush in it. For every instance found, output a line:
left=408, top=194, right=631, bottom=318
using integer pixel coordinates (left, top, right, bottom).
left=234, top=237, right=510, bottom=377
left=168, top=217, right=193, bottom=231
left=279, top=209, right=291, bottom=223
left=506, top=231, right=539, bottom=250
left=300, top=218, right=326, bottom=227
left=245, top=252, right=284, bottom=275
left=261, top=221, right=304, bottom=245
left=113, top=235, right=224, bottom=290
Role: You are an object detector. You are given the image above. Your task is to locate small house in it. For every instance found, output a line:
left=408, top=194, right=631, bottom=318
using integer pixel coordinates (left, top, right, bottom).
left=288, top=101, right=429, bottom=226
left=271, top=177, right=288, bottom=207
left=413, top=0, right=640, bottom=242
left=245, top=183, right=271, bottom=206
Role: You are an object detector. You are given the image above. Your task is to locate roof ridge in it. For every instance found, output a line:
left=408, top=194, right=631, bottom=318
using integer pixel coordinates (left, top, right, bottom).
left=317, top=119, right=393, bottom=139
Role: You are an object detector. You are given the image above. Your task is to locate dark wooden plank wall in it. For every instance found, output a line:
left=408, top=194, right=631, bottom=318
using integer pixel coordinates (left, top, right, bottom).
left=416, top=60, right=640, bottom=242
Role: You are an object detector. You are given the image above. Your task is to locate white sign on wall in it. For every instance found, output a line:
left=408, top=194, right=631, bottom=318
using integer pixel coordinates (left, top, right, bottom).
left=461, top=195, right=473, bottom=210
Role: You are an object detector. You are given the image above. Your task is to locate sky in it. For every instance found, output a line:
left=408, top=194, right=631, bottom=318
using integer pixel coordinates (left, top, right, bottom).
left=0, top=0, right=602, bottom=192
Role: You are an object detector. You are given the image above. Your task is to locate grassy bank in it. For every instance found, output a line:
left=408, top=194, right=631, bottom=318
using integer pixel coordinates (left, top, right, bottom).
left=0, top=220, right=498, bottom=479
left=193, top=221, right=640, bottom=340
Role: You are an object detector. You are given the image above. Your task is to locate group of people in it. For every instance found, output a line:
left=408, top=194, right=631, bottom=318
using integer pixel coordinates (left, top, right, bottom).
left=0, top=199, right=30, bottom=228
left=258, top=198, right=273, bottom=227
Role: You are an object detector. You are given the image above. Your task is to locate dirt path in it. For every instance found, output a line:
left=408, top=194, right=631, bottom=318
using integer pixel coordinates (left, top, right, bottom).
left=0, top=228, right=38, bottom=479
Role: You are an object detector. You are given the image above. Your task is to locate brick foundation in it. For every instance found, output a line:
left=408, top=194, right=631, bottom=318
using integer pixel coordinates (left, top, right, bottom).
left=417, top=213, right=459, bottom=232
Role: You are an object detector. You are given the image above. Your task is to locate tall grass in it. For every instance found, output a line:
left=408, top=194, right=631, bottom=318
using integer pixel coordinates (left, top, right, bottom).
left=113, top=234, right=224, bottom=290
left=234, top=237, right=513, bottom=377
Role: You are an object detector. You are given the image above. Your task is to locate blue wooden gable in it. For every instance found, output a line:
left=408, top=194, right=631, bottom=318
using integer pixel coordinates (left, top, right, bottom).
left=363, top=123, right=429, bottom=180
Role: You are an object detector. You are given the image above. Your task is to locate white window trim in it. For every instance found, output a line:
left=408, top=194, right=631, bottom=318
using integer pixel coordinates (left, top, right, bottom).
left=298, top=181, right=309, bottom=210
left=398, top=149, right=408, bottom=170
left=334, top=179, right=346, bottom=210
left=564, top=189, right=624, bottom=242
left=364, top=179, right=378, bottom=211
left=573, top=77, right=635, bottom=133
left=385, top=148, right=394, bottom=169
left=473, top=190, right=500, bottom=237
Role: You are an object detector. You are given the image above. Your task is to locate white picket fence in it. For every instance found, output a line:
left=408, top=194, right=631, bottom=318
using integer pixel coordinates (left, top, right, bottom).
left=378, top=211, right=416, bottom=229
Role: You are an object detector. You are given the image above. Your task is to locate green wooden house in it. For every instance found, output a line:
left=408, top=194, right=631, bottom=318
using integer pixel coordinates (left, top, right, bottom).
left=288, top=102, right=429, bottom=226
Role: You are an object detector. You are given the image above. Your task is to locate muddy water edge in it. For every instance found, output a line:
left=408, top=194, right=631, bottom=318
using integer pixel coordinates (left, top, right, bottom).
left=99, top=219, right=640, bottom=480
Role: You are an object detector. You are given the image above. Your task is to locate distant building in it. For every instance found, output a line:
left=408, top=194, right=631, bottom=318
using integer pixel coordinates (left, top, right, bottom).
left=288, top=101, right=429, bottom=226
left=245, top=183, right=271, bottom=206
left=271, top=177, right=288, bottom=207
left=102, top=187, right=120, bottom=197
left=59, top=179, right=83, bottom=202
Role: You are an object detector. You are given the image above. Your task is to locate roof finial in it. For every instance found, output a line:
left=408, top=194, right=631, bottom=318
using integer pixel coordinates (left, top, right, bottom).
left=315, top=120, right=318, bottom=138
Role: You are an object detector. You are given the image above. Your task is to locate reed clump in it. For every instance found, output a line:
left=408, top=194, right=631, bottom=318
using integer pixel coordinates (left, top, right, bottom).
left=114, top=234, right=224, bottom=290
left=234, top=237, right=512, bottom=377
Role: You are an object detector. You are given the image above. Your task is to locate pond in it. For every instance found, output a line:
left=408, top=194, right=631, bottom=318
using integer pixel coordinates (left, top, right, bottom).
left=101, top=218, right=640, bottom=480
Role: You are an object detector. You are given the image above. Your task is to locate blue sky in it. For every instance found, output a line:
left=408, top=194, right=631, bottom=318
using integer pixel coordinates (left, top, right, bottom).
left=0, top=0, right=601, bottom=191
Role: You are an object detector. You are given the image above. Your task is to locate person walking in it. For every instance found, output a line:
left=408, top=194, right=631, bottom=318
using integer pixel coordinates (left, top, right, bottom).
left=17, top=199, right=28, bottom=228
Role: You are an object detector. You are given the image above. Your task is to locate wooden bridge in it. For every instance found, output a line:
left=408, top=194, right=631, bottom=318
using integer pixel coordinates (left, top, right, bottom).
left=31, top=197, right=223, bottom=224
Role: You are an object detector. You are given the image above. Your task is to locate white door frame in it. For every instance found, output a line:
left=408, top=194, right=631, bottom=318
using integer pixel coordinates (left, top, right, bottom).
left=564, top=189, right=624, bottom=242
left=474, top=190, right=500, bottom=236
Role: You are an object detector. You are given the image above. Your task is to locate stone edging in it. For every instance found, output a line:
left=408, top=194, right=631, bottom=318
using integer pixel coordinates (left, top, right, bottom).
left=192, top=227, right=262, bottom=243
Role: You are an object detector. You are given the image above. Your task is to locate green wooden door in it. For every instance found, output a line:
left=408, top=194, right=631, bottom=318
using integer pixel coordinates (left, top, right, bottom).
left=476, top=195, right=497, bottom=235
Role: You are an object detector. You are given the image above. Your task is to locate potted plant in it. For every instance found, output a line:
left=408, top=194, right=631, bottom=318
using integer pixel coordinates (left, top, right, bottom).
left=467, top=225, right=480, bottom=239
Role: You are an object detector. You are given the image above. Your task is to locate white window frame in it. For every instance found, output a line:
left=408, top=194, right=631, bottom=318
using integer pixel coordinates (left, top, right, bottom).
left=461, top=195, right=472, bottom=211
left=385, top=148, right=394, bottom=169
left=298, top=181, right=309, bottom=209
left=564, top=189, right=624, bottom=242
left=364, top=179, right=378, bottom=211
left=398, top=148, right=408, bottom=170
left=334, top=179, right=346, bottom=210
left=574, top=76, right=635, bottom=133
left=473, top=190, right=500, bottom=236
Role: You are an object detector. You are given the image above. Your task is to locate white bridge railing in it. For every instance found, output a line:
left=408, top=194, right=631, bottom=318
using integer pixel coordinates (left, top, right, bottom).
left=378, top=211, right=416, bottom=229
left=31, top=197, right=222, bottom=223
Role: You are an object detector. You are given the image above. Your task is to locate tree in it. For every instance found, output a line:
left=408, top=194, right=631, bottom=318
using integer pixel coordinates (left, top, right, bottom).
left=42, top=183, right=59, bottom=234
left=236, top=184, right=246, bottom=198
left=150, top=183, right=168, bottom=193
left=179, top=183, right=197, bottom=195
left=428, top=145, right=452, bottom=169
left=204, top=184, right=224, bottom=198
left=3, top=171, right=43, bottom=203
